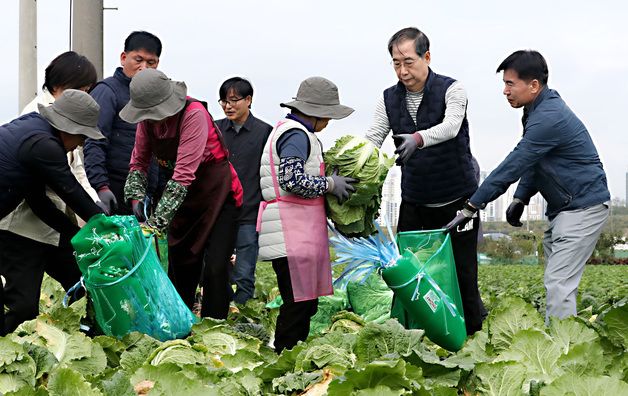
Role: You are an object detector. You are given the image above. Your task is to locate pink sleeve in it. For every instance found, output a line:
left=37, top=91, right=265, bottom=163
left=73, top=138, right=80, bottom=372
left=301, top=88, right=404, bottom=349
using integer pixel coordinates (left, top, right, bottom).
left=129, top=122, right=152, bottom=174
left=172, top=108, right=208, bottom=186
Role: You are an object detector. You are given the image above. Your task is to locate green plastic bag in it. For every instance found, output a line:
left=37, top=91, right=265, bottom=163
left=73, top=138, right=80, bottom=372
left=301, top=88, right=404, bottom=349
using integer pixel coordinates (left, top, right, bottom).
left=382, top=230, right=466, bottom=351
left=156, top=233, right=169, bottom=272
left=72, top=214, right=138, bottom=274
left=396, top=230, right=465, bottom=314
left=72, top=214, right=197, bottom=341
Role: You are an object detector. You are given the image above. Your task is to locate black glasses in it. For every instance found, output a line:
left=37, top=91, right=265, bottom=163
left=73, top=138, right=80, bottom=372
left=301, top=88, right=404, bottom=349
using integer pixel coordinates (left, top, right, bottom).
left=218, top=97, right=245, bottom=107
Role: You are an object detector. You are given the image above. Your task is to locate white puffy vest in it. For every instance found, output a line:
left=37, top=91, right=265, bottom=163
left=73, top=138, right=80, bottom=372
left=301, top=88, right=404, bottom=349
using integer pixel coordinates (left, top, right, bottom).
left=258, top=119, right=325, bottom=260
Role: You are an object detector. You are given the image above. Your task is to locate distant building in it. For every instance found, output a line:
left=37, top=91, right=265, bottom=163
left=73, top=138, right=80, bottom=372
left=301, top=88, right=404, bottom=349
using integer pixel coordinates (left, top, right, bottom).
left=526, top=193, right=547, bottom=221
left=478, top=170, right=546, bottom=222
left=479, top=171, right=495, bottom=222
left=479, top=170, right=509, bottom=222
left=379, top=166, right=401, bottom=227
left=380, top=166, right=549, bottom=226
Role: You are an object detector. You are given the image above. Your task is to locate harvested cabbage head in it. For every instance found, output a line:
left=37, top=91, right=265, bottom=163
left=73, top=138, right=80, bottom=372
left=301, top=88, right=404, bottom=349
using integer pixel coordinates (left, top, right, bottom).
left=324, top=135, right=394, bottom=237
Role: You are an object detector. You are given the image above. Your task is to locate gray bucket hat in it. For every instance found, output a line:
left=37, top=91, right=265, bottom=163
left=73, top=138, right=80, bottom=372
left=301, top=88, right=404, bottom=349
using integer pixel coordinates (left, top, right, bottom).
left=119, top=68, right=187, bottom=123
left=38, top=89, right=104, bottom=140
left=280, top=76, right=354, bottom=119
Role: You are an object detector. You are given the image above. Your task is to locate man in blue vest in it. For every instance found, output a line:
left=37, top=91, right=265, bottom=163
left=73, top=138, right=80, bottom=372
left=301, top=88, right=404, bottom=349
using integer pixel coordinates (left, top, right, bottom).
left=84, top=31, right=162, bottom=215
left=445, top=50, right=610, bottom=324
left=367, top=27, right=485, bottom=335
left=0, top=90, right=106, bottom=334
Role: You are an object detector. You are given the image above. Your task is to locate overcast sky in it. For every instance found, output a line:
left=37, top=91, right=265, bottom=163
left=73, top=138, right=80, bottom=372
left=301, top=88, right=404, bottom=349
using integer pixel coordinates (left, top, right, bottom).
left=1, top=0, right=627, bottom=200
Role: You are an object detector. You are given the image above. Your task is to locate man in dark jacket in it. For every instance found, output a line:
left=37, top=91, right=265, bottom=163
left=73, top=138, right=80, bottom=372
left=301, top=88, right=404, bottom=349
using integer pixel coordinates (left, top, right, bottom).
left=0, top=90, right=105, bottom=334
left=215, top=77, right=272, bottom=304
left=366, top=27, right=485, bottom=335
left=84, top=31, right=162, bottom=214
left=445, top=50, right=610, bottom=323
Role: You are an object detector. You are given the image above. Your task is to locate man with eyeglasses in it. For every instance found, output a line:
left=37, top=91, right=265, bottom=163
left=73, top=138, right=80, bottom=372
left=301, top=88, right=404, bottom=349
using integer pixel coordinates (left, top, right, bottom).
left=84, top=31, right=162, bottom=215
left=366, top=27, right=485, bottom=335
left=215, top=77, right=272, bottom=305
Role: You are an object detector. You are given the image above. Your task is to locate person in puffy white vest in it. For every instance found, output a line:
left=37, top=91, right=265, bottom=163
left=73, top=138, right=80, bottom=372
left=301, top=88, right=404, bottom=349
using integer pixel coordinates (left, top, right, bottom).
left=257, top=77, right=356, bottom=353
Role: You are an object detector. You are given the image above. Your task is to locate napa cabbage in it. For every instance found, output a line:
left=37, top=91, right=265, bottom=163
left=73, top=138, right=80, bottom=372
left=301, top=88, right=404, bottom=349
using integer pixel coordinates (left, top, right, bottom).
left=324, top=135, right=394, bottom=237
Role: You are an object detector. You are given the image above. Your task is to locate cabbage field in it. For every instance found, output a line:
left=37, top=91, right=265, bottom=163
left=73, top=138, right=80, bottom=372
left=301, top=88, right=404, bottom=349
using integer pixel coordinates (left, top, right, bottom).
left=0, top=263, right=626, bottom=395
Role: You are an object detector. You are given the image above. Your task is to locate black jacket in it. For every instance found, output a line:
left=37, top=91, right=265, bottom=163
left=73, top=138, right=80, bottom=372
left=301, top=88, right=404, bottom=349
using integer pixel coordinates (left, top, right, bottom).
left=0, top=114, right=103, bottom=234
left=216, top=113, right=272, bottom=224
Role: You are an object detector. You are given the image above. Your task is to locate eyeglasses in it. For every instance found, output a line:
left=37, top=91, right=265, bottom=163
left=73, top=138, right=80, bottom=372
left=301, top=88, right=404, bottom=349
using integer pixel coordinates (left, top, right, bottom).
left=218, top=97, right=245, bottom=107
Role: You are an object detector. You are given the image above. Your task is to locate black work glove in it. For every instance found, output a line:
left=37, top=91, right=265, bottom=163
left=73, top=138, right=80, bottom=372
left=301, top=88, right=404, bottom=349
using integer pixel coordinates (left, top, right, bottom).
left=443, top=200, right=478, bottom=233
left=131, top=199, right=146, bottom=222
left=327, top=169, right=357, bottom=203
left=392, top=133, right=420, bottom=165
left=95, top=200, right=109, bottom=215
left=506, top=198, right=525, bottom=227
left=97, top=187, right=118, bottom=214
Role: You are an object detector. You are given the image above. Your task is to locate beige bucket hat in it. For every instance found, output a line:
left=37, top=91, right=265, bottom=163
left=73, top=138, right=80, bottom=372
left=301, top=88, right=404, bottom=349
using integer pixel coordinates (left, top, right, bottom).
left=119, top=68, right=187, bottom=123
left=38, top=89, right=104, bottom=140
left=280, top=76, right=354, bottom=119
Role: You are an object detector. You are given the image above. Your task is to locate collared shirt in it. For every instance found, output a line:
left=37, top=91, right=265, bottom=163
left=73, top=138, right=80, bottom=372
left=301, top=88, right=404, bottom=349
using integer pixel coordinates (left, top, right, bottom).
left=216, top=113, right=272, bottom=224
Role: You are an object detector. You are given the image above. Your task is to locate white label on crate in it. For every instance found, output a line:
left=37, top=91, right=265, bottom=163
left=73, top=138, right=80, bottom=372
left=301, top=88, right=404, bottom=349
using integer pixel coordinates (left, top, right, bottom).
left=423, top=289, right=440, bottom=313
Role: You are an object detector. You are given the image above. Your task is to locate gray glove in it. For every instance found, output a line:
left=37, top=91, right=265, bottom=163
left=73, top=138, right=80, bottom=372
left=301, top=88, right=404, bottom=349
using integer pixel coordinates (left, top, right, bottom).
left=97, top=187, right=118, bottom=214
left=327, top=169, right=357, bottom=203
left=443, top=200, right=477, bottom=233
left=392, top=133, right=421, bottom=165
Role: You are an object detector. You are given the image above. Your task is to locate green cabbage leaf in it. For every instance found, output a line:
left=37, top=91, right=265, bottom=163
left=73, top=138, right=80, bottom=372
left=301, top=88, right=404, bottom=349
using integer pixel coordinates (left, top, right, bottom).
left=324, top=135, right=394, bottom=237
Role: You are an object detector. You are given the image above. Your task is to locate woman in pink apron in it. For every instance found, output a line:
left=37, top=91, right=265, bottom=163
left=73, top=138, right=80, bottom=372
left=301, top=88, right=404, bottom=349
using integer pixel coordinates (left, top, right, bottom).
left=257, top=77, right=356, bottom=353
left=120, top=69, right=243, bottom=320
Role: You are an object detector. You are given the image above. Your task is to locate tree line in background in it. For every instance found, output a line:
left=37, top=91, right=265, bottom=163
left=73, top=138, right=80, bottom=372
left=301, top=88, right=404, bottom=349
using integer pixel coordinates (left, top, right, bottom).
left=479, top=205, right=628, bottom=265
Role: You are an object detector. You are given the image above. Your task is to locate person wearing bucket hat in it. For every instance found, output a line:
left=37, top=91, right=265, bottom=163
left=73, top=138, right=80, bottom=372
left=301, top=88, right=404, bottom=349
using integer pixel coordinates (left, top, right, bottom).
left=0, top=51, right=103, bottom=335
left=0, top=89, right=106, bottom=334
left=365, top=27, right=486, bottom=336
left=84, top=31, right=162, bottom=216
left=257, top=76, right=356, bottom=353
left=121, top=68, right=244, bottom=320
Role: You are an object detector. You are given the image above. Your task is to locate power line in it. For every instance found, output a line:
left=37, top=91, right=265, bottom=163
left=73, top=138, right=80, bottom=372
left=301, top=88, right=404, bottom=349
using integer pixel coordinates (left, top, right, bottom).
left=68, top=0, right=72, bottom=50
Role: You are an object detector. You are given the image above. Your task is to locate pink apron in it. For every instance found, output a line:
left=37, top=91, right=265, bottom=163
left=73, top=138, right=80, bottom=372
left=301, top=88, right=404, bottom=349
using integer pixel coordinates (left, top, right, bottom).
left=257, top=122, right=332, bottom=302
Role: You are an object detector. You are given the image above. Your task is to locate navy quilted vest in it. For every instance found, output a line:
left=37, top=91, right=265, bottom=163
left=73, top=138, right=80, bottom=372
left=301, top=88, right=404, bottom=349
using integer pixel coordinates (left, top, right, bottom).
left=384, top=69, right=477, bottom=204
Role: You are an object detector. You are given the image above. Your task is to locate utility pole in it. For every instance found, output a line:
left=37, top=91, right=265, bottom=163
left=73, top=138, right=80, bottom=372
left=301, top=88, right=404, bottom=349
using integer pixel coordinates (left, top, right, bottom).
left=18, top=0, right=37, bottom=113
left=71, top=0, right=104, bottom=80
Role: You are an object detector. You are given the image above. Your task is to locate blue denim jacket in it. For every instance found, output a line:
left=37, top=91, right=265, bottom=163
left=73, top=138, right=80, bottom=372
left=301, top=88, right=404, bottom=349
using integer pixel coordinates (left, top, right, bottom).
left=470, top=88, right=609, bottom=219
